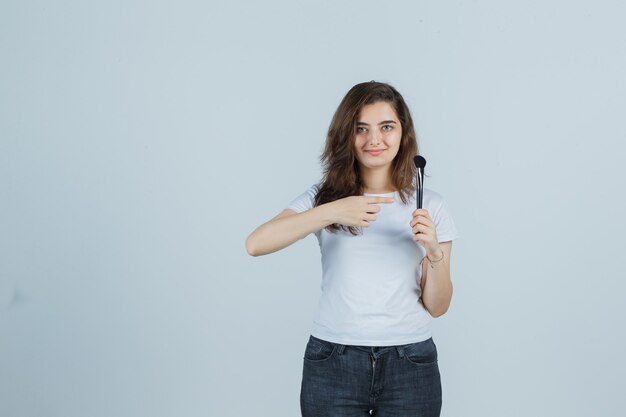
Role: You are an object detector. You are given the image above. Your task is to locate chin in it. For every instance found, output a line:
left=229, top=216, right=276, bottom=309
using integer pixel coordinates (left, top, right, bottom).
left=363, top=161, right=391, bottom=169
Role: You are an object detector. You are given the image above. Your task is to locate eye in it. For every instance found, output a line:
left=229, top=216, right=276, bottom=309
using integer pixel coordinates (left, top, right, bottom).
left=356, top=126, right=366, bottom=133
left=382, top=124, right=394, bottom=131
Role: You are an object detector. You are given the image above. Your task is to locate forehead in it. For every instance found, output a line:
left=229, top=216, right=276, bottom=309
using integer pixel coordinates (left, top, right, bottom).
left=357, top=101, right=399, bottom=121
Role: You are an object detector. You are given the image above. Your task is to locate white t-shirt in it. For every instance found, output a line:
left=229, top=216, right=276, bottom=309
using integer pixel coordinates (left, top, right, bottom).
left=286, top=183, right=460, bottom=346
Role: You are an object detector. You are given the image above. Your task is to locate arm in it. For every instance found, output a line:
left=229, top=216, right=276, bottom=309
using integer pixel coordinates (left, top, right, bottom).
left=247, top=195, right=392, bottom=257
left=420, top=241, right=453, bottom=317
left=410, top=208, right=456, bottom=317
left=245, top=204, right=335, bottom=257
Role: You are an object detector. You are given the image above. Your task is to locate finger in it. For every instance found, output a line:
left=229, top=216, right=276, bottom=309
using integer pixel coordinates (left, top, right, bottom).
left=415, top=226, right=437, bottom=239
left=368, top=197, right=395, bottom=204
left=412, top=224, right=430, bottom=235
left=413, top=209, right=430, bottom=219
left=412, top=209, right=430, bottom=217
left=413, top=216, right=435, bottom=228
left=413, top=233, right=429, bottom=246
left=410, top=216, right=434, bottom=228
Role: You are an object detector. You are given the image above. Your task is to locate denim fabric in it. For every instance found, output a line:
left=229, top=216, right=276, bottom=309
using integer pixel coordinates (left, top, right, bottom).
left=300, top=335, right=442, bottom=417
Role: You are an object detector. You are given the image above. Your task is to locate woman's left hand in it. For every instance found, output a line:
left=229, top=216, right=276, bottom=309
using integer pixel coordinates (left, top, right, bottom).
left=410, top=209, right=440, bottom=257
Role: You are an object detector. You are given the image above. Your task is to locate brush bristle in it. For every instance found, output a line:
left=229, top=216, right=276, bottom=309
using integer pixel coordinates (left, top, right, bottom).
left=413, top=155, right=427, bottom=169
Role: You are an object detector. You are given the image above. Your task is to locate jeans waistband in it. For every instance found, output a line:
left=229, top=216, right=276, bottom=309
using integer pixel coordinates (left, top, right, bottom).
left=334, top=343, right=406, bottom=359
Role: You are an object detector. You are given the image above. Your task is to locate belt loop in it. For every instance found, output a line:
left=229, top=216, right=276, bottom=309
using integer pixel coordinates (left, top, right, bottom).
left=336, top=344, right=346, bottom=355
left=396, top=345, right=405, bottom=359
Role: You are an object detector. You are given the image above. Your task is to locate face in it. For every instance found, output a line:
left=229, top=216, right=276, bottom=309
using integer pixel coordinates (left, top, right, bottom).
left=353, top=101, right=402, bottom=171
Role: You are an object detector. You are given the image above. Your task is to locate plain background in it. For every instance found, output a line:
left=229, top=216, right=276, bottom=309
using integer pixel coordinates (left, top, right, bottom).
left=1, top=1, right=625, bottom=416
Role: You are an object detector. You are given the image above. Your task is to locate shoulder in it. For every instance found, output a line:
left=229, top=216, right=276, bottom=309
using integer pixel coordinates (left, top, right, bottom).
left=300, top=182, right=321, bottom=200
left=285, top=182, right=322, bottom=213
left=308, top=182, right=321, bottom=193
left=292, top=182, right=321, bottom=198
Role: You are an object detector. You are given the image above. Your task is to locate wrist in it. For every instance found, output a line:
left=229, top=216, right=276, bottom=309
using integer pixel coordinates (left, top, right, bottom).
left=427, top=245, right=442, bottom=259
left=318, top=202, right=337, bottom=226
left=426, top=246, right=444, bottom=265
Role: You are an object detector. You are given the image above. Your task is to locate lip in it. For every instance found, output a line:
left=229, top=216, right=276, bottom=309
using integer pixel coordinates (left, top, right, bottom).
left=366, top=149, right=385, bottom=155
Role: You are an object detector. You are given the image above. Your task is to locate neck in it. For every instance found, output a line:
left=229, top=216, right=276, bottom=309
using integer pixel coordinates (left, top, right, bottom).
left=360, top=165, right=394, bottom=193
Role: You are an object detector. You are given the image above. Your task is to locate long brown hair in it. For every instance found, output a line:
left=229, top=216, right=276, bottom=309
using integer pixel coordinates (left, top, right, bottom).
left=314, top=80, right=421, bottom=235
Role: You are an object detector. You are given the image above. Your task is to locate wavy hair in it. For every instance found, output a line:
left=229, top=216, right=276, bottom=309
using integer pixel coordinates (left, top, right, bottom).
left=314, top=80, right=421, bottom=235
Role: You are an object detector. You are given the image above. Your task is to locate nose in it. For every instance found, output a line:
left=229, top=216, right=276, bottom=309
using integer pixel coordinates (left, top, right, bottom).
left=368, top=129, right=381, bottom=145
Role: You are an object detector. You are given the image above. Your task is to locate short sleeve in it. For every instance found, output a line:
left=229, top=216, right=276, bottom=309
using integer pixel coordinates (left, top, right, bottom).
left=285, top=183, right=319, bottom=213
left=432, top=198, right=460, bottom=242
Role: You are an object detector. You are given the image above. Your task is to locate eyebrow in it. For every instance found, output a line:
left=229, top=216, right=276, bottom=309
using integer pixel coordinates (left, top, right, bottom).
left=356, top=120, right=397, bottom=126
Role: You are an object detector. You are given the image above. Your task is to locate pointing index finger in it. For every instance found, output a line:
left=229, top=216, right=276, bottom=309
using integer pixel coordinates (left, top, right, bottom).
left=367, top=196, right=395, bottom=203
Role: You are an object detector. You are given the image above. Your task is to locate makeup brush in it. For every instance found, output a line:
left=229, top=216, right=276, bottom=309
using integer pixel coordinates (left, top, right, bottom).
left=413, top=155, right=427, bottom=209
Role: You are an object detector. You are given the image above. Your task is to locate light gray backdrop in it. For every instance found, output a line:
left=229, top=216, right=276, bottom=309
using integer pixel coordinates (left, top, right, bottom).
left=1, top=1, right=624, bottom=416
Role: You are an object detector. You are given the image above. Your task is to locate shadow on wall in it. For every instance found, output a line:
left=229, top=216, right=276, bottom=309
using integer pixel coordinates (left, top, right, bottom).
left=0, top=278, right=26, bottom=311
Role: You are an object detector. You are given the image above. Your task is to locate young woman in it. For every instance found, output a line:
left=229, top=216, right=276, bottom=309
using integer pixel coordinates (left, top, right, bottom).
left=246, top=81, right=459, bottom=417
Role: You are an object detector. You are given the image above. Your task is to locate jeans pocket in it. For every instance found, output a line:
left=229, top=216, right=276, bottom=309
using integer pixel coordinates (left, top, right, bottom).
left=403, top=337, right=438, bottom=367
left=303, top=335, right=336, bottom=362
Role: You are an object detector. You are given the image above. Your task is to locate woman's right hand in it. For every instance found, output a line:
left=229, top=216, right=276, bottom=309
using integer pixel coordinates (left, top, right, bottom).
left=329, top=196, right=395, bottom=227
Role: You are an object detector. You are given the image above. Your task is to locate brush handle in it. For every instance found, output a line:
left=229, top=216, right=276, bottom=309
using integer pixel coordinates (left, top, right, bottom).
left=416, top=168, right=423, bottom=209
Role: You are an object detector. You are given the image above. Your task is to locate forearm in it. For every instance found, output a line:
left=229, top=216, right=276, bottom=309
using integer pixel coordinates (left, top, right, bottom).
left=246, top=204, right=335, bottom=256
left=421, top=254, right=453, bottom=317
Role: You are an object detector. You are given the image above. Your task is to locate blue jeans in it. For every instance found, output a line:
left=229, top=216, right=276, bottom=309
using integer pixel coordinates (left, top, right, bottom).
left=300, top=335, right=442, bottom=417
